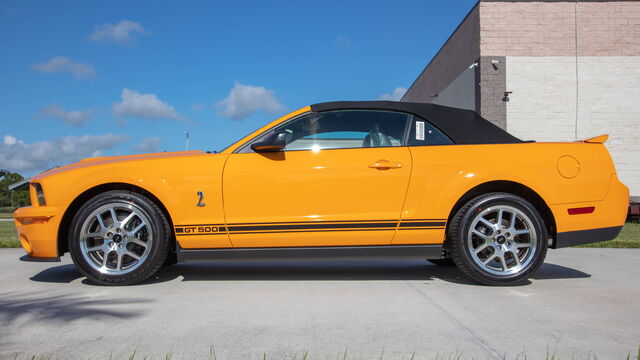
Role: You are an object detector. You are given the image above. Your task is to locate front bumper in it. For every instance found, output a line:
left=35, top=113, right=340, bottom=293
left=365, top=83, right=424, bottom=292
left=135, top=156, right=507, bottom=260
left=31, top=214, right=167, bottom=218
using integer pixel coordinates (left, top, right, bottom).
left=13, top=205, right=65, bottom=259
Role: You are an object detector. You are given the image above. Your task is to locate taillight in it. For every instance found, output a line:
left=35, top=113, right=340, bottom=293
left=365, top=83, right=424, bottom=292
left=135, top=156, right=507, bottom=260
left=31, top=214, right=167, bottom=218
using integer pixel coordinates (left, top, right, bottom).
left=567, top=206, right=595, bottom=215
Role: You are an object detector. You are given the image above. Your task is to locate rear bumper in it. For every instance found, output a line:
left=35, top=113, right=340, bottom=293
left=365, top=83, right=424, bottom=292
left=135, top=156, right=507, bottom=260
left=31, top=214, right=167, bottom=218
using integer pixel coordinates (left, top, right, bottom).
left=550, top=173, right=628, bottom=248
left=555, top=225, right=623, bottom=248
left=13, top=205, right=65, bottom=258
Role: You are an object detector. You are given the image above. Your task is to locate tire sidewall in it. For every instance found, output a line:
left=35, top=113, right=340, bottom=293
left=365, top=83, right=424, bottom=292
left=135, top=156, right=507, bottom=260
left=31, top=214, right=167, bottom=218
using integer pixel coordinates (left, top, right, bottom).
left=68, top=191, right=169, bottom=285
left=453, top=193, right=548, bottom=284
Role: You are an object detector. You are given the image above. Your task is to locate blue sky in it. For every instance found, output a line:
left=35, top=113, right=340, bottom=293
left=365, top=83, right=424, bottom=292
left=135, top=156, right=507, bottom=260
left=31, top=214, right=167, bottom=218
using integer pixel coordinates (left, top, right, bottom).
left=0, top=0, right=477, bottom=176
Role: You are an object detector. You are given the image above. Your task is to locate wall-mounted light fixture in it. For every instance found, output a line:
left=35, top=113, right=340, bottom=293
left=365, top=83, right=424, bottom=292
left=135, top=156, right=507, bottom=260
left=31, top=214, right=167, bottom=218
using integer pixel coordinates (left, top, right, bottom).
left=503, top=91, right=513, bottom=102
left=468, top=62, right=479, bottom=69
left=491, top=59, right=501, bottom=70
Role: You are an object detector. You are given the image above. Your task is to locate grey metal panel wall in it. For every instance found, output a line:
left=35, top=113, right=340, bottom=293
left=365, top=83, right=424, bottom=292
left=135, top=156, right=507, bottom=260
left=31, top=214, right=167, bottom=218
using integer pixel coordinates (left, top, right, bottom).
left=431, top=67, right=477, bottom=111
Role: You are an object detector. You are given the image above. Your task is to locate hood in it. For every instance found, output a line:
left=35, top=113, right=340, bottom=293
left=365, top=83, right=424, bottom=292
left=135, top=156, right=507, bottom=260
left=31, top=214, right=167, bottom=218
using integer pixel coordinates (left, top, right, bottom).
left=30, top=150, right=208, bottom=181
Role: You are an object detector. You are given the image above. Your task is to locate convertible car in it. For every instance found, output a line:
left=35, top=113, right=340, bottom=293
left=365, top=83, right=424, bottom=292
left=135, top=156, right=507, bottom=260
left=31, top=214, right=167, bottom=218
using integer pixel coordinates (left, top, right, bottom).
left=12, top=101, right=629, bottom=285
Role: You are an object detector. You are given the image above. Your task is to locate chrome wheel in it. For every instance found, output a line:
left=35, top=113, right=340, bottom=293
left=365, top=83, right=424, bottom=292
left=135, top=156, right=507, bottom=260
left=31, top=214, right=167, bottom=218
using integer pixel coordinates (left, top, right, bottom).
left=79, top=202, right=153, bottom=275
left=467, top=205, right=537, bottom=276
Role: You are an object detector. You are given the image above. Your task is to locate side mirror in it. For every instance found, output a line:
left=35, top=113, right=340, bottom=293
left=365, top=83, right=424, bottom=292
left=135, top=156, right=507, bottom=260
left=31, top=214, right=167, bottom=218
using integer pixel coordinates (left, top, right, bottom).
left=251, top=131, right=287, bottom=152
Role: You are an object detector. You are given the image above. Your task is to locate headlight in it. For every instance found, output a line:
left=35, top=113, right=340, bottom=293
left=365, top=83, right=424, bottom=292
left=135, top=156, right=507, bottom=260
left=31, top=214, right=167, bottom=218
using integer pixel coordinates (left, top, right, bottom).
left=32, top=183, right=46, bottom=206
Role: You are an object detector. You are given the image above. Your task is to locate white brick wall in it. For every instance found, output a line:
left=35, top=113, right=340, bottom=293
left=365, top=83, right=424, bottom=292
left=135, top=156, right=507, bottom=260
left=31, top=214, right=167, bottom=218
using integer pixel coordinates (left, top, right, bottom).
left=506, top=57, right=577, bottom=141
left=506, top=56, right=640, bottom=198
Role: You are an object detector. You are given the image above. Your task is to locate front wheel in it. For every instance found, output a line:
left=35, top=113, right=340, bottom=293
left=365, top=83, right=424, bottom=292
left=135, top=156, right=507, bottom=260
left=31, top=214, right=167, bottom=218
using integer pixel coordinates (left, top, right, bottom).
left=68, top=190, right=171, bottom=285
left=448, top=192, right=548, bottom=285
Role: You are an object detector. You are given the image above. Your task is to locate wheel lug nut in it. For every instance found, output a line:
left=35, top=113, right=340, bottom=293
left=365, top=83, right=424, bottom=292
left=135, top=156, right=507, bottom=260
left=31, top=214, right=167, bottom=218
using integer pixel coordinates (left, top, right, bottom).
left=116, top=228, right=121, bottom=233
left=106, top=232, right=113, bottom=237
left=118, top=244, right=123, bottom=248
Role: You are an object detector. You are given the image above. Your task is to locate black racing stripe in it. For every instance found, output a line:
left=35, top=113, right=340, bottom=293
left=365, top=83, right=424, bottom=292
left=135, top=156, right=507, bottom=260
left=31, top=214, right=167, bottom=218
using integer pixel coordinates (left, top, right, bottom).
left=399, top=221, right=446, bottom=227
left=228, top=228, right=396, bottom=235
left=176, top=233, right=229, bottom=236
left=401, top=219, right=446, bottom=221
left=227, top=219, right=397, bottom=225
left=175, top=224, right=224, bottom=227
left=398, top=227, right=445, bottom=231
left=228, top=222, right=397, bottom=232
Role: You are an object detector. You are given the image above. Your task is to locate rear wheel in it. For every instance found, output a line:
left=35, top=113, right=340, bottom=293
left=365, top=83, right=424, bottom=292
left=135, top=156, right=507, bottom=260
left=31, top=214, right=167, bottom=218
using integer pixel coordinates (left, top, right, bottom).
left=68, top=190, right=171, bottom=285
left=449, top=192, right=547, bottom=285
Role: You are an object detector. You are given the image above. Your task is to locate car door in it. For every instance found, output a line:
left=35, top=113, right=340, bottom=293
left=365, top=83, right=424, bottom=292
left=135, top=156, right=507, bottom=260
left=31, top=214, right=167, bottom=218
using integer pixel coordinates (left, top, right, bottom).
left=222, top=109, right=413, bottom=247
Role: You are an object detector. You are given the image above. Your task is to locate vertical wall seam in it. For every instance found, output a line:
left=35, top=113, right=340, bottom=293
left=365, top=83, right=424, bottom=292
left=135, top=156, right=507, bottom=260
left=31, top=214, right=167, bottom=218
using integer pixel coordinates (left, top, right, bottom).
left=575, top=0, right=580, bottom=139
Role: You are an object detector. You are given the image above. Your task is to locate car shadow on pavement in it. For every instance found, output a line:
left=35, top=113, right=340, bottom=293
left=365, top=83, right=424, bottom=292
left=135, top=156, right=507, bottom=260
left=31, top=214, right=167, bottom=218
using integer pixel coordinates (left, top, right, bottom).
left=532, top=262, right=592, bottom=280
left=0, top=291, right=148, bottom=325
left=29, top=260, right=591, bottom=286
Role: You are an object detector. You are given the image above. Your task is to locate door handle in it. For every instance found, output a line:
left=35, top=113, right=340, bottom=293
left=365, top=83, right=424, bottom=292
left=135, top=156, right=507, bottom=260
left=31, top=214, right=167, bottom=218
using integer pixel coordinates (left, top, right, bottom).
left=369, top=159, right=403, bottom=169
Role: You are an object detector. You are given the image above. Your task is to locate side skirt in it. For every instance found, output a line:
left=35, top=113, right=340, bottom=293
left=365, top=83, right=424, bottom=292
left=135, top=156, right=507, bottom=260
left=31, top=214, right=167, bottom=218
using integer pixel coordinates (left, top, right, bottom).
left=177, top=244, right=443, bottom=263
left=20, top=254, right=61, bottom=262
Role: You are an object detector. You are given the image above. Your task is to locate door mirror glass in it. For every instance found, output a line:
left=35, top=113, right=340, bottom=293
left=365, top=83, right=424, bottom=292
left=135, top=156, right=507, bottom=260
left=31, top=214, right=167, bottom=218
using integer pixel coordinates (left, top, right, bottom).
left=251, top=131, right=287, bottom=152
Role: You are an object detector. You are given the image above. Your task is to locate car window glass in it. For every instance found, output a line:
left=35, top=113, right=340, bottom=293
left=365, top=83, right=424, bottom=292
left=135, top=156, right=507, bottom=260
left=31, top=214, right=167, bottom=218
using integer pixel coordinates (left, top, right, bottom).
left=407, top=116, right=454, bottom=146
left=274, top=110, right=408, bottom=151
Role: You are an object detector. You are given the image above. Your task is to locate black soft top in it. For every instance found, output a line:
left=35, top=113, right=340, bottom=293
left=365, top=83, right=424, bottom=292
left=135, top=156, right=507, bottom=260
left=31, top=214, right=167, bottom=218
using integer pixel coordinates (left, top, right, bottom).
left=311, top=101, right=522, bottom=145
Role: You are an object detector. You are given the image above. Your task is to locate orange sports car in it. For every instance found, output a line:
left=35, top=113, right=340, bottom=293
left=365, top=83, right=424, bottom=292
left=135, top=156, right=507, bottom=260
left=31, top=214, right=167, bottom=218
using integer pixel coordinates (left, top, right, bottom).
left=11, top=101, right=629, bottom=285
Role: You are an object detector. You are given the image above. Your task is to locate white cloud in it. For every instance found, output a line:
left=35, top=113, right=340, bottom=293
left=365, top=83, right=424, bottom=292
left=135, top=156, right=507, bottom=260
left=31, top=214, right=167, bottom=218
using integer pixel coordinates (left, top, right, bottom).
left=113, top=89, right=182, bottom=121
left=378, top=87, right=407, bottom=101
left=132, top=137, right=162, bottom=153
left=89, top=20, right=149, bottom=44
left=29, top=56, right=96, bottom=79
left=334, top=35, right=352, bottom=50
left=191, top=103, right=206, bottom=111
left=0, top=134, right=129, bottom=173
left=37, top=103, right=93, bottom=128
left=215, top=82, right=285, bottom=121
left=4, top=135, right=18, bottom=145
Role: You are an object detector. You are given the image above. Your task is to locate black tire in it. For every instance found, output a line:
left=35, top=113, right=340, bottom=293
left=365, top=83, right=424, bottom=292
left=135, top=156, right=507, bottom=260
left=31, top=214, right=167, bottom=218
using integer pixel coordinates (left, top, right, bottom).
left=162, top=251, right=178, bottom=267
left=68, top=190, right=171, bottom=285
left=449, top=192, right=548, bottom=286
left=427, top=258, right=457, bottom=267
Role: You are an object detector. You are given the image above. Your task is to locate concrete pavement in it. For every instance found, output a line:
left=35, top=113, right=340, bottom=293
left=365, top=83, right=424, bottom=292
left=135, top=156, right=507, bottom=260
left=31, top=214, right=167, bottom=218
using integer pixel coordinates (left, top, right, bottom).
left=0, top=248, right=638, bottom=359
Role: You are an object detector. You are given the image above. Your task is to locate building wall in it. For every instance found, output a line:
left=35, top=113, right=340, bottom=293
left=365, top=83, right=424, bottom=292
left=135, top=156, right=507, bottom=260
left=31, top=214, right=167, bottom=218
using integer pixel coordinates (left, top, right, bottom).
left=505, top=57, right=577, bottom=141
left=479, top=1, right=578, bottom=57
left=478, top=56, right=506, bottom=128
left=430, top=67, right=477, bottom=111
left=478, top=1, right=640, bottom=56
